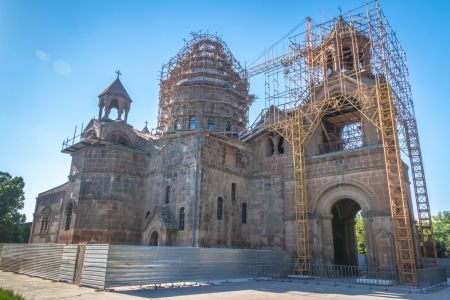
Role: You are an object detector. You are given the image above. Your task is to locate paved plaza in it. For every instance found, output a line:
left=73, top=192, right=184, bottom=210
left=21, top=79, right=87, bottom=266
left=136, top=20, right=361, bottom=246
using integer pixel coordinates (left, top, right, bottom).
left=1, top=271, right=449, bottom=299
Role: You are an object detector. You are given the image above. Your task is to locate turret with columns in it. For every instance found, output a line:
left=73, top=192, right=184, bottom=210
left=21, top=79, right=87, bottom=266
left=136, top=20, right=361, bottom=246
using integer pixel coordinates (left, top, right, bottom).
left=98, top=71, right=132, bottom=122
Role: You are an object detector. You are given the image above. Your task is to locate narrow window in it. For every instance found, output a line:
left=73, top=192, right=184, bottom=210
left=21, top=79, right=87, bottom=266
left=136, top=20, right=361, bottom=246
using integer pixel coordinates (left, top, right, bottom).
left=165, top=185, right=170, bottom=204
left=44, top=217, right=49, bottom=232
left=40, top=217, right=49, bottom=233
left=231, top=183, right=236, bottom=202
left=179, top=207, right=185, bottom=230
left=145, top=211, right=150, bottom=219
left=217, top=197, right=223, bottom=220
left=326, top=53, right=334, bottom=74
left=358, top=49, right=365, bottom=69
left=40, top=217, right=44, bottom=233
left=342, top=47, right=353, bottom=70
left=65, top=203, right=73, bottom=231
left=208, top=118, right=215, bottom=130
left=225, top=121, right=231, bottom=132
left=267, top=138, right=275, bottom=157
left=173, top=119, right=181, bottom=130
left=278, top=136, right=285, bottom=154
left=242, top=203, right=247, bottom=224
left=189, top=116, right=197, bottom=129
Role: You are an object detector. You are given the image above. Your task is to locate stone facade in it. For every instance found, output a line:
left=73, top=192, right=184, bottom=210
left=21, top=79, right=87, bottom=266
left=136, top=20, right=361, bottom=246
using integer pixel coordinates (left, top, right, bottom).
left=31, top=32, right=419, bottom=269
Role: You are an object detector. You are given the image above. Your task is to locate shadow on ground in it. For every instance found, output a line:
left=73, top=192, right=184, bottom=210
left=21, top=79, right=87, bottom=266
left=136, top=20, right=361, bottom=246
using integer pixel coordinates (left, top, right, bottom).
left=112, top=279, right=449, bottom=300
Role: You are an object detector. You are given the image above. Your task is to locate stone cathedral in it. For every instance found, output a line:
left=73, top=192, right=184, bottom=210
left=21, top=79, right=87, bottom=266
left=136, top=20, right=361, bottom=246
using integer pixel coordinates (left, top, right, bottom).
left=31, top=26, right=418, bottom=268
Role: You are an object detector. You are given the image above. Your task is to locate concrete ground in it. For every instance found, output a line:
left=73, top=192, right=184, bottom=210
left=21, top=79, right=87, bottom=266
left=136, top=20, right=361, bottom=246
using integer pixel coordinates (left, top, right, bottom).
left=1, top=271, right=449, bottom=300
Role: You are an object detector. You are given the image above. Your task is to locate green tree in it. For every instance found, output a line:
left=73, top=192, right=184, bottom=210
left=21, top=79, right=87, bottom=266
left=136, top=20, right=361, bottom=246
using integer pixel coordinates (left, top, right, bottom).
left=0, top=171, right=27, bottom=243
left=355, top=212, right=366, bottom=255
left=432, top=211, right=450, bottom=258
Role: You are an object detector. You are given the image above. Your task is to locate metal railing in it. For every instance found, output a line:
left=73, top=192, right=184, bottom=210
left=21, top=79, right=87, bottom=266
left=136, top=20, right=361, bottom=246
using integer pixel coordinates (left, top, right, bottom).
left=256, top=263, right=398, bottom=285
left=255, top=263, right=447, bottom=291
left=318, top=139, right=365, bottom=154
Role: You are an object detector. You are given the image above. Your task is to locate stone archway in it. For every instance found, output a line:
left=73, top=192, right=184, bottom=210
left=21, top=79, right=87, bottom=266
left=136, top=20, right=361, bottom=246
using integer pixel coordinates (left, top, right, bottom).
left=310, top=182, right=375, bottom=266
left=149, top=231, right=159, bottom=246
left=331, top=198, right=361, bottom=266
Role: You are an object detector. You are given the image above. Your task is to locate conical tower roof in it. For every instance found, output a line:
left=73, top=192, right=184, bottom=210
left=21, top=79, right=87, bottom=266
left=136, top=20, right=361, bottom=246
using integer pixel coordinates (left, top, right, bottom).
left=323, top=17, right=369, bottom=45
left=99, top=78, right=131, bottom=100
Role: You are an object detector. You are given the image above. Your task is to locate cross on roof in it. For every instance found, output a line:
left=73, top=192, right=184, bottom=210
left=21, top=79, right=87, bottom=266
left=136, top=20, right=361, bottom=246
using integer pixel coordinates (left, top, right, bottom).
left=145, top=121, right=148, bottom=127
left=115, top=69, right=122, bottom=79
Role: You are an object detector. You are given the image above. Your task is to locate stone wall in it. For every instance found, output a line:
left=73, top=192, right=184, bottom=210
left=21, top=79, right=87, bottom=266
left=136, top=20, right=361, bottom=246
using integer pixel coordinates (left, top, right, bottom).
left=198, top=134, right=252, bottom=248
left=243, top=132, right=291, bottom=251
left=143, top=133, right=200, bottom=246
left=30, top=185, right=66, bottom=243
left=70, top=145, right=148, bottom=244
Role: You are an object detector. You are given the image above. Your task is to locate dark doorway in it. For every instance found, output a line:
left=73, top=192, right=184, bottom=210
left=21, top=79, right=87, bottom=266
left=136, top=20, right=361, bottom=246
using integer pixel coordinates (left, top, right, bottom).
left=331, top=198, right=362, bottom=266
left=149, top=231, right=159, bottom=246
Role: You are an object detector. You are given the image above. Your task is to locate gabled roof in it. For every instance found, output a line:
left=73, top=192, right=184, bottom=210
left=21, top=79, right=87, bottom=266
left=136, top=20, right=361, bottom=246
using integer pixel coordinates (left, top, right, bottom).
left=98, top=78, right=131, bottom=100
left=143, top=206, right=178, bottom=231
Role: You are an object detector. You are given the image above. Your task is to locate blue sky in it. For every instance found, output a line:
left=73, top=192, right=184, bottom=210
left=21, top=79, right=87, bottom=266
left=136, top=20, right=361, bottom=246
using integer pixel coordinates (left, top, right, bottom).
left=1, top=0, right=449, bottom=222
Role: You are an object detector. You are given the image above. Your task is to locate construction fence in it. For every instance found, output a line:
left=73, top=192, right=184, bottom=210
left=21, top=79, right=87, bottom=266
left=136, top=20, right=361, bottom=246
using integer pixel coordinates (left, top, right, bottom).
left=0, top=243, right=447, bottom=291
left=0, top=243, right=292, bottom=289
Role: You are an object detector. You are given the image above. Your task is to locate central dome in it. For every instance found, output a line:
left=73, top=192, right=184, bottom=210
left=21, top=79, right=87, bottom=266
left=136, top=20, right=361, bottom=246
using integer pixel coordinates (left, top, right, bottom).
left=158, top=33, right=254, bottom=138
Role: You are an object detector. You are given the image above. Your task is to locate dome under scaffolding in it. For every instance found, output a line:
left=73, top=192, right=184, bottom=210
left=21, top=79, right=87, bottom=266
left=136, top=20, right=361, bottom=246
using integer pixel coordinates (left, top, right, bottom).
left=157, top=33, right=255, bottom=137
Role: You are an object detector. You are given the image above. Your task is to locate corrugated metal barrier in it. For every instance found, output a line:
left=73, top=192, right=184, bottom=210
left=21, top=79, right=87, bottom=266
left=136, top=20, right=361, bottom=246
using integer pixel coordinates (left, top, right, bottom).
left=0, top=244, right=292, bottom=290
left=104, top=246, right=293, bottom=288
left=80, top=244, right=109, bottom=289
left=0, top=243, right=78, bottom=282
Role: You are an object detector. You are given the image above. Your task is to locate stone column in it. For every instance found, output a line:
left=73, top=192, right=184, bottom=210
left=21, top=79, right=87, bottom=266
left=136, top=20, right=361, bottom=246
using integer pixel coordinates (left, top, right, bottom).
left=343, top=218, right=358, bottom=266
left=361, top=213, right=375, bottom=267
left=320, top=213, right=334, bottom=265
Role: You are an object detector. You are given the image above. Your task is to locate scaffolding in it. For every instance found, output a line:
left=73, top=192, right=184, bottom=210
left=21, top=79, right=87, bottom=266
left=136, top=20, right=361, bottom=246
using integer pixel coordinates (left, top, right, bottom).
left=245, top=1, right=437, bottom=283
left=158, top=32, right=254, bottom=136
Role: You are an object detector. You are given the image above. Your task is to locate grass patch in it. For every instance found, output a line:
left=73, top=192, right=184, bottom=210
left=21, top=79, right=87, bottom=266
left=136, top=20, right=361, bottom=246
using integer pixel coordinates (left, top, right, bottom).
left=0, top=288, right=24, bottom=300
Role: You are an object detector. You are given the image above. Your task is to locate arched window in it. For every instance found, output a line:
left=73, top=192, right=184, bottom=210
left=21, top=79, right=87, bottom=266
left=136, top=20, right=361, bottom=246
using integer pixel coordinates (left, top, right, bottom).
left=278, top=136, right=285, bottom=154
left=65, top=203, right=73, bottom=231
left=179, top=207, right=185, bottom=230
left=231, top=183, right=236, bottom=202
left=106, top=132, right=130, bottom=146
left=342, top=47, right=353, bottom=70
left=225, top=121, right=231, bottom=132
left=358, top=49, right=365, bottom=69
left=217, top=197, right=223, bottom=220
left=266, top=138, right=275, bottom=157
left=172, top=119, right=181, bottom=130
left=326, top=52, right=334, bottom=74
left=189, top=116, right=197, bottom=129
left=145, top=211, right=150, bottom=219
left=165, top=185, right=170, bottom=204
left=208, top=118, right=215, bottom=130
left=341, top=121, right=363, bottom=150
left=242, top=203, right=247, bottom=224
left=40, top=216, right=49, bottom=233
left=39, top=207, right=50, bottom=234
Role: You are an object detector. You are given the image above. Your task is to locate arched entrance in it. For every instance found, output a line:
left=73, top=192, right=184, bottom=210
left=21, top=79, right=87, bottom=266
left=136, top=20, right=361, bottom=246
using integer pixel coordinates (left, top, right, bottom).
left=149, top=231, right=159, bottom=246
left=331, top=198, right=363, bottom=266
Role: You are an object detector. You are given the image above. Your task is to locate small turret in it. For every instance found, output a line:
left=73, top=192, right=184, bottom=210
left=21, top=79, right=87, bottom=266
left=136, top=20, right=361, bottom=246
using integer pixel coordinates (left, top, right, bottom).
left=98, top=70, right=132, bottom=122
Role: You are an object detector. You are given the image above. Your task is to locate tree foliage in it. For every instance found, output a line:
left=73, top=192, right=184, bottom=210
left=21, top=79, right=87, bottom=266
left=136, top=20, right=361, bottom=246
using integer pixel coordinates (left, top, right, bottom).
left=0, top=171, right=28, bottom=243
left=432, top=211, right=450, bottom=258
left=355, top=212, right=366, bottom=255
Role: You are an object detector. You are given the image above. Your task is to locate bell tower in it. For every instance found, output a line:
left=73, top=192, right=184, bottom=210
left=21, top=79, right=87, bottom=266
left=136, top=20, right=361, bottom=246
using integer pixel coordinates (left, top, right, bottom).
left=98, top=70, right=132, bottom=122
left=321, top=18, right=372, bottom=76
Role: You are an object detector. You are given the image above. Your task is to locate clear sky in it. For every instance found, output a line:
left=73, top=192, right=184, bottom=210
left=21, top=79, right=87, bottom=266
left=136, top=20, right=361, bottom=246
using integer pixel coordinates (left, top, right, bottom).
left=1, top=0, right=449, bottom=222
